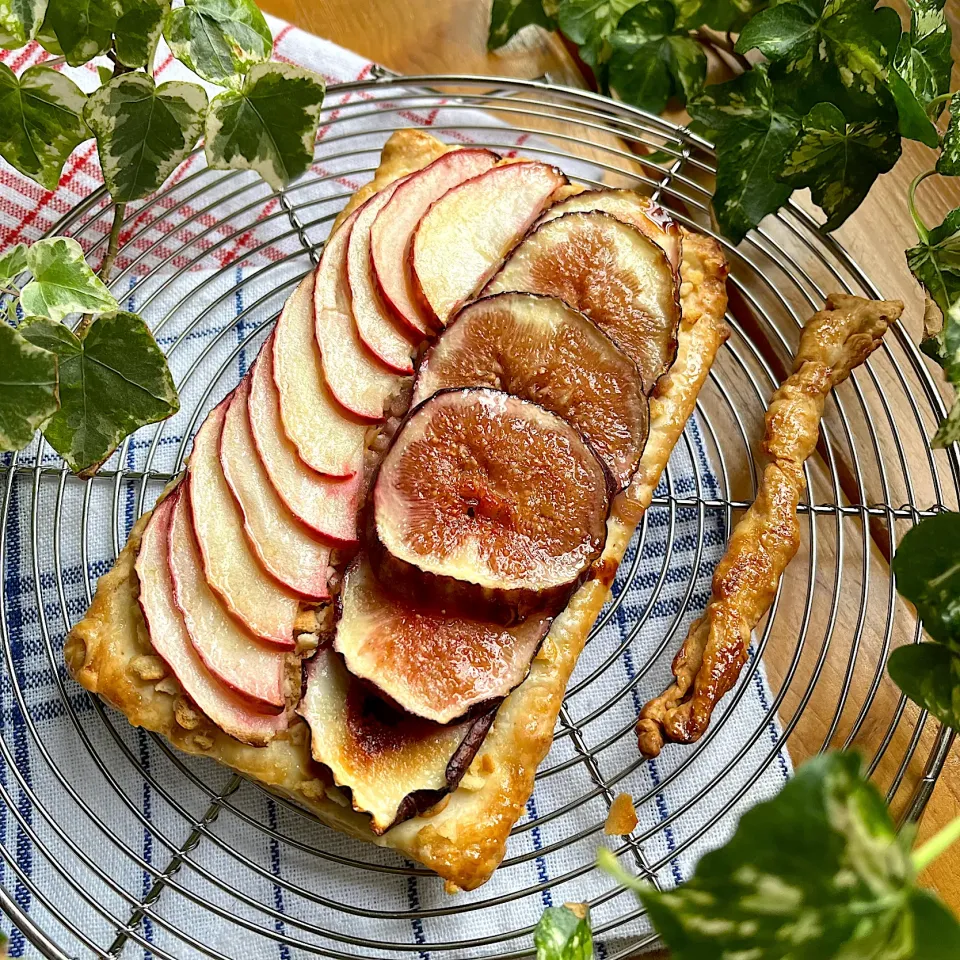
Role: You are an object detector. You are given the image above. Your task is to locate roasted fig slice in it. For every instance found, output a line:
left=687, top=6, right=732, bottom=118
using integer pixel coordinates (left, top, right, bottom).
left=411, top=161, right=567, bottom=327
left=298, top=648, right=495, bottom=833
left=538, top=189, right=681, bottom=272
left=369, top=387, right=611, bottom=622
left=335, top=556, right=550, bottom=724
left=412, top=292, right=648, bottom=490
left=484, top=211, right=680, bottom=393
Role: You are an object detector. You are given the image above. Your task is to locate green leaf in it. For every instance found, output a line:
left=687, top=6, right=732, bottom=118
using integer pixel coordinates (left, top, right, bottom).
left=97, top=64, right=113, bottom=86
left=533, top=905, right=594, bottom=960
left=0, top=244, right=28, bottom=289
left=34, top=7, right=61, bottom=52
left=605, top=752, right=920, bottom=960
left=780, top=102, right=900, bottom=231
left=891, top=511, right=960, bottom=648
left=888, top=643, right=960, bottom=729
left=20, top=312, right=179, bottom=475
left=0, top=63, right=88, bottom=191
left=556, top=0, right=637, bottom=66
left=20, top=237, right=118, bottom=321
left=43, top=0, right=119, bottom=66
left=0, top=321, right=58, bottom=453
left=205, top=61, right=326, bottom=191
left=163, top=0, right=272, bottom=87
left=0, top=0, right=48, bottom=47
left=735, top=0, right=902, bottom=119
left=488, top=0, right=553, bottom=49
left=906, top=207, right=960, bottom=320
left=115, top=0, right=170, bottom=68
left=909, top=889, right=960, bottom=958
left=937, top=94, right=960, bottom=178
left=84, top=73, right=207, bottom=203
left=608, top=1, right=706, bottom=113
left=687, top=64, right=800, bottom=242
left=672, top=0, right=767, bottom=32
left=888, top=0, right=952, bottom=148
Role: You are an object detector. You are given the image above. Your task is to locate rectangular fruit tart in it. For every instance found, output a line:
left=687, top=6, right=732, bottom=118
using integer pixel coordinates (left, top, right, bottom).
left=65, top=128, right=731, bottom=892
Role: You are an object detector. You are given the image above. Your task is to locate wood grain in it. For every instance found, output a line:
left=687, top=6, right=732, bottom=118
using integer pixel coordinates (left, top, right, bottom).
left=265, top=0, right=960, bottom=924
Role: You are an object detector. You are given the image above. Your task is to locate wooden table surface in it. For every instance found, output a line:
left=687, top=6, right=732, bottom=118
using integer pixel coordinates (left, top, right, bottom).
left=267, top=0, right=960, bottom=929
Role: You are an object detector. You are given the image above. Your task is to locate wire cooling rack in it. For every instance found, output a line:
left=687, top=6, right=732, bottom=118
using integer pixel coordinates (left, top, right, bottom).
left=1, top=75, right=958, bottom=959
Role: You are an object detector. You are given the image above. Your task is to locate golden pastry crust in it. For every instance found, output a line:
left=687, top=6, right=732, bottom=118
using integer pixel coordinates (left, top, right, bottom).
left=65, top=129, right=729, bottom=890
left=636, top=292, right=903, bottom=758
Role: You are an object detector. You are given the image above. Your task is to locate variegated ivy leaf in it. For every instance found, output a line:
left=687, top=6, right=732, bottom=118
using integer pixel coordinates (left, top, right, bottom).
left=488, top=0, right=553, bottom=50
left=0, top=64, right=88, bottom=191
left=0, top=321, right=58, bottom=453
left=115, top=0, right=170, bottom=68
left=556, top=0, right=637, bottom=67
left=20, top=312, right=178, bottom=475
left=0, top=0, right=48, bottom=47
left=19, top=237, right=118, bottom=321
left=163, top=0, right=272, bottom=87
left=938, top=93, right=960, bottom=178
left=0, top=244, right=28, bottom=289
left=780, top=102, right=901, bottom=232
left=672, top=0, right=765, bottom=32
left=205, top=62, right=325, bottom=191
left=43, top=0, right=119, bottom=66
left=84, top=74, right=207, bottom=203
left=34, top=7, right=62, bottom=53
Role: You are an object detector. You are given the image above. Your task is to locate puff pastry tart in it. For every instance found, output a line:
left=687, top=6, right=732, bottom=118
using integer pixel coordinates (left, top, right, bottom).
left=65, top=129, right=730, bottom=891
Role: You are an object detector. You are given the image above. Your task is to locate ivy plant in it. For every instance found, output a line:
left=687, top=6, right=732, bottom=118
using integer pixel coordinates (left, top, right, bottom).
left=0, top=0, right=327, bottom=473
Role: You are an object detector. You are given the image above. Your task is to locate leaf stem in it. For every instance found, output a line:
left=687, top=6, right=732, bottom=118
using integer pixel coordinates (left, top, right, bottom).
left=693, top=27, right=751, bottom=73
left=0, top=285, right=19, bottom=298
left=927, top=92, right=955, bottom=118
left=42, top=56, right=65, bottom=68
left=912, top=816, right=960, bottom=873
left=908, top=170, right=936, bottom=245
left=77, top=201, right=125, bottom=337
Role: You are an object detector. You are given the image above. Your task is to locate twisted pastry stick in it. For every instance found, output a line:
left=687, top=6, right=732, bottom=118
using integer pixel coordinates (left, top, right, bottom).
left=637, top=293, right=904, bottom=758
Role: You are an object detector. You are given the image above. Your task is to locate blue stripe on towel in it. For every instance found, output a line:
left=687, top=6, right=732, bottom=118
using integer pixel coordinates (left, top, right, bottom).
left=266, top=800, right=291, bottom=960
left=404, top=865, right=430, bottom=960
left=526, top=795, right=553, bottom=908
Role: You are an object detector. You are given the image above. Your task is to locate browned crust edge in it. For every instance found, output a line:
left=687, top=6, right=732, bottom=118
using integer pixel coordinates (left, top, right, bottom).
left=64, top=129, right=730, bottom=891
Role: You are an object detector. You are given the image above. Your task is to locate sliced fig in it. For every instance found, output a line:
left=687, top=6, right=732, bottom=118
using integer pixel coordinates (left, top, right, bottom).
left=484, top=211, right=680, bottom=393
left=371, top=148, right=499, bottom=337
left=136, top=494, right=288, bottom=747
left=335, top=556, right=550, bottom=725
left=298, top=649, right=495, bottom=833
left=347, top=178, right=418, bottom=374
left=413, top=292, right=648, bottom=490
left=411, top=161, right=567, bottom=327
left=538, top=189, right=681, bottom=272
left=369, top=387, right=611, bottom=622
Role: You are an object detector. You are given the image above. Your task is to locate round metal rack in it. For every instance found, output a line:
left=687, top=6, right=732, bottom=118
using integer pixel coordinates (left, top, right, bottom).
left=0, top=75, right=956, bottom=960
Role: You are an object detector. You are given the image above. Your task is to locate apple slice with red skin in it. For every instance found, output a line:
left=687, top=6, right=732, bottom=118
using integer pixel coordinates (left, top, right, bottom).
left=136, top=495, right=289, bottom=746
left=248, top=340, right=361, bottom=547
left=315, top=209, right=407, bottom=422
left=272, top=271, right=366, bottom=477
left=298, top=647, right=496, bottom=833
left=537, top=189, right=682, bottom=272
left=369, top=387, right=612, bottom=624
left=484, top=211, right=680, bottom=394
left=188, top=398, right=299, bottom=648
left=410, top=161, right=567, bottom=327
left=335, top=555, right=551, bottom=725
left=347, top=179, right=418, bottom=375
left=220, top=378, right=331, bottom=602
left=167, top=486, right=287, bottom=712
left=413, top=292, right=648, bottom=491
left=370, top=148, right=499, bottom=337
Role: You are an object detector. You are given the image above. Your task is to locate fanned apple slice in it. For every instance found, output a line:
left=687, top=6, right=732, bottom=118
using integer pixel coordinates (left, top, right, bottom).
left=538, top=189, right=682, bottom=272
left=413, top=292, right=648, bottom=490
left=347, top=179, right=418, bottom=374
left=188, top=399, right=299, bottom=648
left=167, top=487, right=287, bottom=712
left=298, top=649, right=495, bottom=833
left=272, top=271, right=366, bottom=477
left=484, top=211, right=680, bottom=393
left=370, top=148, right=499, bottom=337
left=220, top=378, right=331, bottom=601
left=136, top=496, right=288, bottom=747
left=411, top=161, right=567, bottom=327
left=248, top=341, right=361, bottom=547
left=335, top=556, right=550, bottom=725
left=369, top=388, right=611, bottom=623
left=315, top=210, right=407, bottom=422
